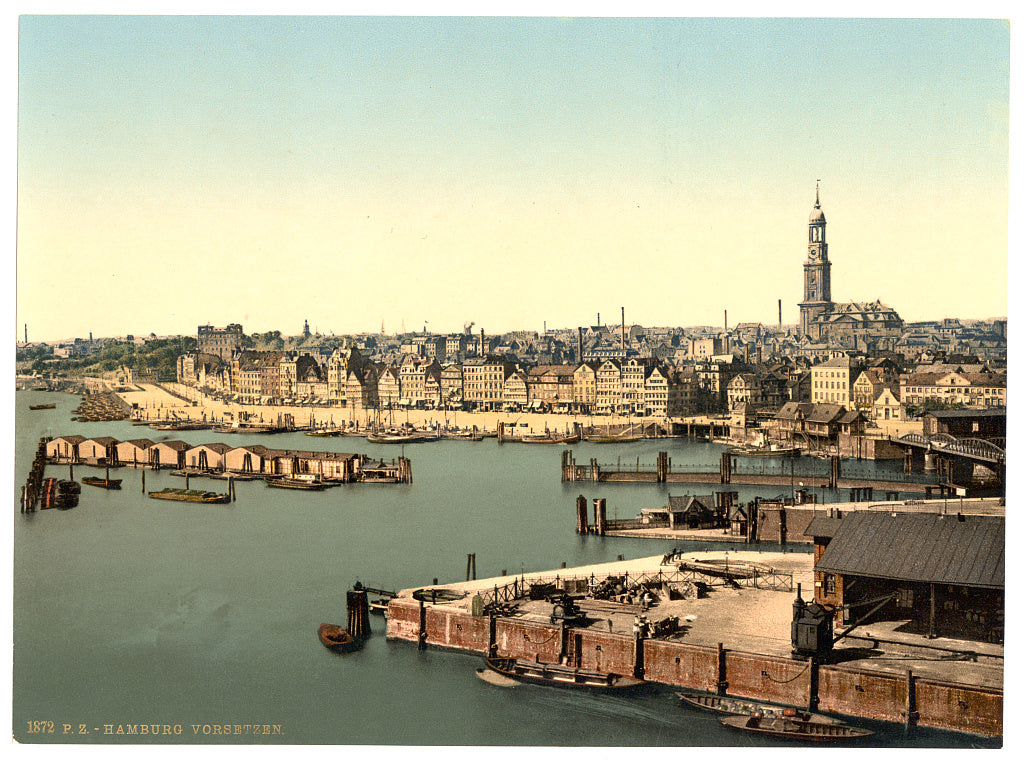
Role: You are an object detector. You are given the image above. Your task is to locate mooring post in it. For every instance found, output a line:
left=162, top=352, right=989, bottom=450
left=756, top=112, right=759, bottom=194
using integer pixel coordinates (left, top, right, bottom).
left=905, top=669, right=916, bottom=734
left=418, top=600, right=427, bottom=650
left=716, top=642, right=728, bottom=695
left=576, top=494, right=588, bottom=535
left=347, top=585, right=371, bottom=638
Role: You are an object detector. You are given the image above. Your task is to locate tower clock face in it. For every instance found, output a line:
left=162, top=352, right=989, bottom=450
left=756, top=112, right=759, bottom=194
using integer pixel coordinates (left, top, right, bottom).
left=809, top=247, right=818, bottom=258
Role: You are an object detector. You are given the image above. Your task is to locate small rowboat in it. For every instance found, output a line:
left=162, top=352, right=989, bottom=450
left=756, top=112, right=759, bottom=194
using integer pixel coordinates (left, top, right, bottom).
left=29, top=403, right=57, bottom=410
left=483, top=656, right=646, bottom=691
left=318, top=623, right=362, bottom=653
left=82, top=476, right=122, bottom=489
left=677, top=692, right=841, bottom=725
left=719, top=713, right=872, bottom=742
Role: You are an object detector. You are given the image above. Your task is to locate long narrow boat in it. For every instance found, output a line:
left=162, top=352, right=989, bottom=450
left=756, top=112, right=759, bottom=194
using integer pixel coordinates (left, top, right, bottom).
left=318, top=623, right=363, bottom=653
left=29, top=403, right=57, bottom=410
left=520, top=434, right=580, bottom=445
left=82, top=476, right=122, bottom=489
left=305, top=429, right=344, bottom=437
left=483, top=656, right=646, bottom=691
left=148, top=487, right=230, bottom=504
left=677, top=692, right=841, bottom=725
left=719, top=713, right=872, bottom=742
left=367, top=432, right=428, bottom=444
left=585, top=434, right=643, bottom=443
left=266, top=476, right=329, bottom=491
left=727, top=445, right=801, bottom=457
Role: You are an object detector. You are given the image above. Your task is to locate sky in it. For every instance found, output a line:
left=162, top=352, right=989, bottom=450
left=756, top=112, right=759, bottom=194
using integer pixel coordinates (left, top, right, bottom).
left=14, top=11, right=1012, bottom=343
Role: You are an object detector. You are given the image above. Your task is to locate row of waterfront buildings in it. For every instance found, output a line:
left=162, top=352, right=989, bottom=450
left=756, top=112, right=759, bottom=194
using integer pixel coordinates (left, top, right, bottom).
left=176, top=339, right=1006, bottom=421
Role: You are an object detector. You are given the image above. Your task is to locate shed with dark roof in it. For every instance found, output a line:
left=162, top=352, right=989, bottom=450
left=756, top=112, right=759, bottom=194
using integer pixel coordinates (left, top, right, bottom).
left=810, top=511, right=1003, bottom=642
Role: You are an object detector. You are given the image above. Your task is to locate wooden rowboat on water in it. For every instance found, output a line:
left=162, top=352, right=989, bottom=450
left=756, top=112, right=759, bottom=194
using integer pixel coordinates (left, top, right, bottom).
left=719, top=713, right=872, bottom=742
left=677, top=692, right=841, bottom=725
left=148, top=487, right=230, bottom=504
left=82, top=476, right=122, bottom=489
left=482, top=656, right=646, bottom=691
left=318, top=623, right=363, bottom=653
left=29, top=403, right=57, bottom=410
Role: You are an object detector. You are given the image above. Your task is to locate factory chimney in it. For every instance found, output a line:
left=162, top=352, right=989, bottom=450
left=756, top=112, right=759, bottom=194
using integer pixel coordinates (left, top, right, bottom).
left=578, top=327, right=584, bottom=362
left=724, top=310, right=728, bottom=331
left=621, top=307, right=625, bottom=355
left=480, top=328, right=485, bottom=356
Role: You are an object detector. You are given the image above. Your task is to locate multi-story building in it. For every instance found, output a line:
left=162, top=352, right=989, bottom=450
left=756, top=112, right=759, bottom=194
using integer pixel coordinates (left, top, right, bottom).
left=462, top=356, right=515, bottom=411
left=620, top=358, right=647, bottom=415
left=197, top=323, right=243, bottom=361
left=440, top=363, right=463, bottom=406
left=527, top=365, right=576, bottom=410
left=572, top=362, right=599, bottom=414
left=377, top=366, right=401, bottom=407
left=259, top=352, right=283, bottom=405
left=326, top=347, right=367, bottom=405
left=595, top=359, right=622, bottom=414
left=901, top=371, right=1007, bottom=410
left=345, top=365, right=378, bottom=410
left=502, top=370, right=529, bottom=410
left=810, top=356, right=864, bottom=408
left=643, top=364, right=669, bottom=417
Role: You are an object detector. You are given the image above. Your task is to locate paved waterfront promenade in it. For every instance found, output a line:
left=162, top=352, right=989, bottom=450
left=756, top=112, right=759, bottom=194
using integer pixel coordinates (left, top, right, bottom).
left=119, top=382, right=675, bottom=435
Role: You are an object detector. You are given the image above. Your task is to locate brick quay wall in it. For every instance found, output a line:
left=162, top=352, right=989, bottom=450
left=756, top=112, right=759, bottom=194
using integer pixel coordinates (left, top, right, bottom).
left=386, top=597, right=1002, bottom=738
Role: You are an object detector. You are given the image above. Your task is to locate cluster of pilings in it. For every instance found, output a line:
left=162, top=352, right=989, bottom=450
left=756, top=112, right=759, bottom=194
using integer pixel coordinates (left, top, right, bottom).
left=20, top=436, right=50, bottom=513
left=347, top=585, right=371, bottom=639
left=575, top=495, right=607, bottom=535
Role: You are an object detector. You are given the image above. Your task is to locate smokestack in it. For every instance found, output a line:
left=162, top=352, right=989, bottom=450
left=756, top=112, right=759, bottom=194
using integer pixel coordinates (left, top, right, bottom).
left=597, top=312, right=600, bottom=327
left=578, top=327, right=584, bottom=362
left=24, top=324, right=27, bottom=344
left=480, top=328, right=484, bottom=355
left=778, top=299, right=782, bottom=329
left=621, top=307, right=625, bottom=355
left=724, top=310, right=728, bottom=331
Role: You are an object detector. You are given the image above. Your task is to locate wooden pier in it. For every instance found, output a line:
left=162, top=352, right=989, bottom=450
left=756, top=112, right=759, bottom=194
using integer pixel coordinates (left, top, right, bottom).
left=561, top=450, right=940, bottom=494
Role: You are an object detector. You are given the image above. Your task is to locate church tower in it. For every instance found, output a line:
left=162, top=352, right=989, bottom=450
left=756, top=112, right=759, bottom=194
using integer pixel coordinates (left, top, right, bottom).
left=798, top=183, right=833, bottom=338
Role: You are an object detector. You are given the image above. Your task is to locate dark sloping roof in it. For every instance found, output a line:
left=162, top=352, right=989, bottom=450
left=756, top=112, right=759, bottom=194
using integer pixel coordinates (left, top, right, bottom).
left=814, top=512, right=1004, bottom=589
left=803, top=515, right=843, bottom=539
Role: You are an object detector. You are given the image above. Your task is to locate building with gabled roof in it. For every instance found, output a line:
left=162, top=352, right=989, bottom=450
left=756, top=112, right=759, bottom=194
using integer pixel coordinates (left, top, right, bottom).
left=807, top=511, right=1003, bottom=641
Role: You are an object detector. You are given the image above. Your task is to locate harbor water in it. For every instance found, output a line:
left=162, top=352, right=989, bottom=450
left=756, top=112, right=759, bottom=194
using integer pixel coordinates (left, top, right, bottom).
left=12, top=391, right=996, bottom=746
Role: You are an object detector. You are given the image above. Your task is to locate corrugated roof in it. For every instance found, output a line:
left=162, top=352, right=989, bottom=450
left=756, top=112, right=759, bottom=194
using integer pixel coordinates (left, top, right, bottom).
left=814, top=512, right=1003, bottom=589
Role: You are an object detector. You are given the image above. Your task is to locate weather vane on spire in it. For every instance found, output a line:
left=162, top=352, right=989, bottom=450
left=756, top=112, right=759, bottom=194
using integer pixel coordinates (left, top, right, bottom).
left=815, top=179, right=821, bottom=205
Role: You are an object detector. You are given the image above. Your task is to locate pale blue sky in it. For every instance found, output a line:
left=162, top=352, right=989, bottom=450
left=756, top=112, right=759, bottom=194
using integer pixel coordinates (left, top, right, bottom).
left=16, top=15, right=1011, bottom=341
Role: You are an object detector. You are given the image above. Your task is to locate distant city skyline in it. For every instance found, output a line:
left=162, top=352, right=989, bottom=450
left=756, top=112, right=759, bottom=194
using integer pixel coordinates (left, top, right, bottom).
left=16, top=15, right=1010, bottom=343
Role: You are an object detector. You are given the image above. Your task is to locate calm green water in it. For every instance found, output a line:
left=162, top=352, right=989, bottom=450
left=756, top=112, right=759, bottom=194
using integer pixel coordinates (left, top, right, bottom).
left=12, top=391, right=995, bottom=746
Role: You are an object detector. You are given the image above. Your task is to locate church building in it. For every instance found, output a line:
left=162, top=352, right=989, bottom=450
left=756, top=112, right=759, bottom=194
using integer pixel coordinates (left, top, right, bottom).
left=798, top=186, right=903, bottom=349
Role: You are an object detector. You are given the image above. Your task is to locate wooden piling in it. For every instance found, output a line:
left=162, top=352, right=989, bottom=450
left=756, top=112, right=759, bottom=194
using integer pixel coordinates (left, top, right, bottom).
left=347, top=586, right=371, bottom=638
left=575, top=495, right=588, bottom=535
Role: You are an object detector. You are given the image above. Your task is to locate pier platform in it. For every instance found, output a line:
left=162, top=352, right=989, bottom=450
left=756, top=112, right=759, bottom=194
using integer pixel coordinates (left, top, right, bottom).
left=387, top=551, right=1002, bottom=737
